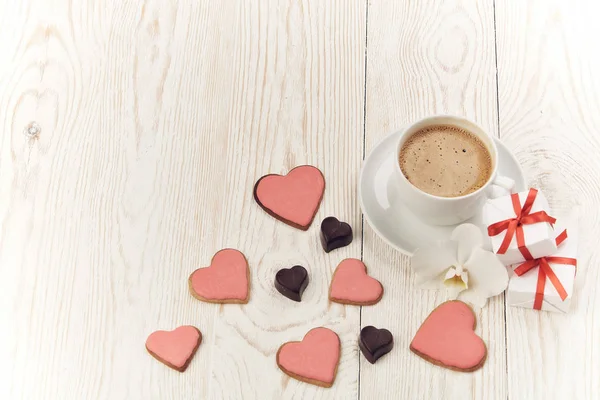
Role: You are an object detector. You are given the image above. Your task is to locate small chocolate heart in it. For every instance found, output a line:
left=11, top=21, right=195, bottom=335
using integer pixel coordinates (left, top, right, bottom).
left=275, top=265, right=309, bottom=302
left=359, top=326, right=394, bottom=364
left=320, top=217, right=353, bottom=253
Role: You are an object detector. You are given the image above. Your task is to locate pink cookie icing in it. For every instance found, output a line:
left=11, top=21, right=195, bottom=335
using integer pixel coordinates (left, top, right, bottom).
left=190, top=249, right=248, bottom=301
left=277, top=327, right=340, bottom=384
left=330, top=259, right=383, bottom=303
left=255, top=166, right=325, bottom=227
left=411, top=301, right=486, bottom=370
left=146, top=326, right=201, bottom=369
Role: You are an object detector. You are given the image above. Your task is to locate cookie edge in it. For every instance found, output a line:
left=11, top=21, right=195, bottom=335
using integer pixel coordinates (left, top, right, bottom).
left=409, top=300, right=488, bottom=372
left=328, top=258, right=384, bottom=306
left=253, top=165, right=325, bottom=231
left=188, top=248, right=251, bottom=304
left=276, top=327, right=341, bottom=388
left=145, top=326, right=203, bottom=373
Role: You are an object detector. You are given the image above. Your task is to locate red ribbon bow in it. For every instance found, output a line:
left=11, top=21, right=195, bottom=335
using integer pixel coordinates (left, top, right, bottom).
left=487, top=188, right=556, bottom=259
left=513, top=230, right=576, bottom=310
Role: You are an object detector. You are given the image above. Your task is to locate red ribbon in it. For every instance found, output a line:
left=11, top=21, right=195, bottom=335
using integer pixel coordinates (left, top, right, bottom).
left=513, top=230, right=576, bottom=310
left=487, top=188, right=556, bottom=259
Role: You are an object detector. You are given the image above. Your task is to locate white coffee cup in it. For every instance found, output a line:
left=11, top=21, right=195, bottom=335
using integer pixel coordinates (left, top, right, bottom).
left=393, top=115, right=514, bottom=226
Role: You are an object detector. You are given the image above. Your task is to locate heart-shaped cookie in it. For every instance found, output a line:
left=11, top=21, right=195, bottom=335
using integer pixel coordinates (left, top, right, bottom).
left=329, top=259, right=383, bottom=305
left=188, top=249, right=250, bottom=304
left=320, top=216, right=353, bottom=253
left=276, top=327, right=340, bottom=388
left=146, top=326, right=202, bottom=372
left=410, top=300, right=487, bottom=372
left=253, top=165, right=325, bottom=230
left=359, top=326, right=394, bottom=364
left=275, top=265, right=309, bottom=302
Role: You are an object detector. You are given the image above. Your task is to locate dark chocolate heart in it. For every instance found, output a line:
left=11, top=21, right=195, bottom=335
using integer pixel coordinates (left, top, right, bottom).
left=275, top=265, right=309, bottom=302
left=359, top=326, right=394, bottom=364
left=320, top=217, right=353, bottom=253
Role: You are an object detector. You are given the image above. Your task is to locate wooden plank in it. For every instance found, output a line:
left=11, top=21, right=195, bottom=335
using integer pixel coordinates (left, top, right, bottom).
left=0, top=0, right=366, bottom=398
left=0, top=1, right=234, bottom=398
left=206, top=1, right=365, bottom=398
left=361, top=1, right=506, bottom=399
left=496, top=1, right=600, bottom=399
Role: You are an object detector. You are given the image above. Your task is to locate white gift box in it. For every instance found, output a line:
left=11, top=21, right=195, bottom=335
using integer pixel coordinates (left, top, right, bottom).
left=506, top=226, right=578, bottom=313
left=483, top=189, right=557, bottom=265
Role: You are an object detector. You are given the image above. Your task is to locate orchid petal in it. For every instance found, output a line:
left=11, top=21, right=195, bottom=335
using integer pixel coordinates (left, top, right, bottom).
left=443, top=269, right=468, bottom=298
left=460, top=270, right=469, bottom=288
left=458, top=289, right=488, bottom=308
left=446, top=283, right=465, bottom=299
left=463, top=247, right=509, bottom=300
left=411, top=241, right=458, bottom=288
left=451, top=223, right=484, bottom=264
left=444, top=268, right=458, bottom=281
left=419, top=271, right=448, bottom=290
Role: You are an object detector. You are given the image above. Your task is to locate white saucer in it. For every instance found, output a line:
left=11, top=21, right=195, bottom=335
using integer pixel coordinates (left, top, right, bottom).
left=359, top=130, right=526, bottom=256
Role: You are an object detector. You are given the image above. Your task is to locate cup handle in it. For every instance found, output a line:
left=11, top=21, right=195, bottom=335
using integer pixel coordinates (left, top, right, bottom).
left=487, top=175, right=515, bottom=198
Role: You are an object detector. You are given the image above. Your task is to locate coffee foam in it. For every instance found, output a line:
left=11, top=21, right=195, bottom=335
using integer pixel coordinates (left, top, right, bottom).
left=399, top=125, right=492, bottom=197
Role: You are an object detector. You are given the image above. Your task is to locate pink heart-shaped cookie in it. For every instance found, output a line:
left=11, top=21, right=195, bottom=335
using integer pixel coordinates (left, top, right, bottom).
left=410, top=301, right=487, bottom=372
left=253, top=165, right=325, bottom=230
left=276, top=327, right=340, bottom=388
left=188, top=249, right=250, bottom=304
left=329, top=258, right=383, bottom=305
left=145, top=326, right=202, bottom=372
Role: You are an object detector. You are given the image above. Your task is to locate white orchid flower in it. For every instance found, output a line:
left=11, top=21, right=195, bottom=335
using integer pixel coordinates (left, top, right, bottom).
left=411, top=223, right=508, bottom=307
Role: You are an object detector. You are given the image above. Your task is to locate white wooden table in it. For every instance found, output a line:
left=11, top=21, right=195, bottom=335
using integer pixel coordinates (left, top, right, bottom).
left=1, top=1, right=599, bottom=398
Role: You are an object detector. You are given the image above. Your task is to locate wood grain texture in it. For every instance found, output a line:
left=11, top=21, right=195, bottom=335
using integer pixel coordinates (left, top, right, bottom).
left=207, top=1, right=365, bottom=398
left=362, top=1, right=507, bottom=399
left=0, top=0, right=365, bottom=399
left=3, top=0, right=600, bottom=398
left=497, top=1, right=600, bottom=399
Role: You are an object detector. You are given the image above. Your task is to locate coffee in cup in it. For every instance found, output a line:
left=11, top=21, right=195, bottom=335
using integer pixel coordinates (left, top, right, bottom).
left=398, top=125, right=492, bottom=198
left=392, top=115, right=514, bottom=225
